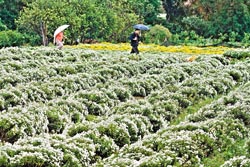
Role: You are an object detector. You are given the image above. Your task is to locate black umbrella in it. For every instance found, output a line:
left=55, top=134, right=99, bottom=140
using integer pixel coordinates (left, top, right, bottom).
left=133, top=24, right=150, bottom=31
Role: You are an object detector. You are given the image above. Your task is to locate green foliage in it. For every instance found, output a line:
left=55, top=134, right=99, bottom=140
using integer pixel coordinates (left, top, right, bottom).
left=246, top=140, right=250, bottom=156
left=0, top=30, right=27, bottom=48
left=16, top=0, right=140, bottom=44
left=208, top=0, right=250, bottom=40
left=0, top=18, right=7, bottom=31
left=144, top=24, right=172, bottom=44
left=0, top=0, right=162, bottom=44
left=0, top=0, right=24, bottom=29
left=223, top=48, right=250, bottom=59
left=169, top=30, right=208, bottom=46
left=46, top=109, right=66, bottom=133
left=97, top=122, right=130, bottom=147
left=202, top=140, right=248, bottom=167
left=0, top=30, right=40, bottom=47
left=241, top=33, right=250, bottom=46
left=162, top=0, right=186, bottom=22
left=181, top=16, right=210, bottom=36
left=129, top=0, right=162, bottom=25
left=163, top=0, right=250, bottom=43
left=1, top=0, right=250, bottom=46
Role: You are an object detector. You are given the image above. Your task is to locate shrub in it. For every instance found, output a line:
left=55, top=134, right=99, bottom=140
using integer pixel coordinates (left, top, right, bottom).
left=181, top=16, right=210, bottom=37
left=241, top=33, right=250, bottom=46
left=169, top=30, right=207, bottom=46
left=97, top=122, right=130, bottom=147
left=0, top=30, right=40, bottom=48
left=0, top=30, right=26, bottom=47
left=144, top=25, right=172, bottom=45
left=223, top=49, right=250, bottom=59
left=25, top=33, right=41, bottom=46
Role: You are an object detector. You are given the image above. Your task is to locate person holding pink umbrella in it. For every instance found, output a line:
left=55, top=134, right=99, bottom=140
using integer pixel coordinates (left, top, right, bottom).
left=53, top=25, right=69, bottom=50
left=55, top=31, right=64, bottom=49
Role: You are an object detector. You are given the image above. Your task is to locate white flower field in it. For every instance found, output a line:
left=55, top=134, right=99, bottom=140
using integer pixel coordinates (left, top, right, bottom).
left=0, top=47, right=250, bottom=167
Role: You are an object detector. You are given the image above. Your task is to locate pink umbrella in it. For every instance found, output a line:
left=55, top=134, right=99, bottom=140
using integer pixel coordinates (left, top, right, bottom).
left=53, top=25, right=69, bottom=44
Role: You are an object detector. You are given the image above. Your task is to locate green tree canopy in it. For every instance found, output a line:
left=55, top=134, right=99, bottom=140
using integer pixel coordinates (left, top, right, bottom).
left=16, top=0, right=142, bottom=45
left=129, top=0, right=162, bottom=24
left=162, top=0, right=187, bottom=22
left=162, top=0, right=250, bottom=40
left=0, top=0, right=25, bottom=29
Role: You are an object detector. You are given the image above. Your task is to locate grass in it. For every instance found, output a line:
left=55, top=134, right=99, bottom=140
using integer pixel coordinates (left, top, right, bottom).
left=202, top=139, right=247, bottom=167
left=170, top=97, right=221, bottom=126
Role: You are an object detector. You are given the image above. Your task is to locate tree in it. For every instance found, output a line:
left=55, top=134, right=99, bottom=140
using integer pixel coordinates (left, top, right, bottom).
left=162, top=0, right=187, bottom=22
left=208, top=0, right=250, bottom=38
left=0, top=0, right=7, bottom=31
left=94, top=0, right=140, bottom=42
left=0, top=0, right=25, bottom=29
left=17, top=0, right=63, bottom=45
left=17, top=0, right=140, bottom=45
left=129, top=0, right=162, bottom=24
left=188, top=0, right=250, bottom=39
left=162, top=0, right=250, bottom=40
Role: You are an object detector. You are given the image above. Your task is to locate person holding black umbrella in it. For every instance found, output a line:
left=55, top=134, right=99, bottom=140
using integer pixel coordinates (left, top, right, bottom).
left=129, top=24, right=150, bottom=54
left=129, top=29, right=141, bottom=54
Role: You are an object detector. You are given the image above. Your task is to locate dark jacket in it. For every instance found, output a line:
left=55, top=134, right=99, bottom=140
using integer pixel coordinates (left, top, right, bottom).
left=129, top=32, right=140, bottom=47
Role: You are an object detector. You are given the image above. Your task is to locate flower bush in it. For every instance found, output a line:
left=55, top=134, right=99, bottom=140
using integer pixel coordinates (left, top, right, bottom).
left=0, top=47, right=250, bottom=166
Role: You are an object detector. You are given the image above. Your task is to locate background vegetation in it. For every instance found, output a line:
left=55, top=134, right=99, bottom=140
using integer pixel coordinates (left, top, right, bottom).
left=0, top=0, right=250, bottom=46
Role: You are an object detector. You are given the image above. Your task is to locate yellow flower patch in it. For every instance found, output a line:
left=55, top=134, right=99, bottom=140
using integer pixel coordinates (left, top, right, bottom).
left=66, top=42, right=232, bottom=55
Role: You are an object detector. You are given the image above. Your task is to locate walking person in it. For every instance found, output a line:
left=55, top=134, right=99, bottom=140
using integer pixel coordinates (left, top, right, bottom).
left=55, top=31, right=64, bottom=50
left=53, top=25, right=69, bottom=50
left=129, top=29, right=141, bottom=54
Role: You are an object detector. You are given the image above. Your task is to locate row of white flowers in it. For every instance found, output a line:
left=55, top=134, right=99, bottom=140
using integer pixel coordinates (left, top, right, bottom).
left=1, top=53, right=242, bottom=142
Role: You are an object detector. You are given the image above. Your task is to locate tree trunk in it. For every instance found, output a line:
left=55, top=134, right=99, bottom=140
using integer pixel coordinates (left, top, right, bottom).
left=40, top=21, right=48, bottom=46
